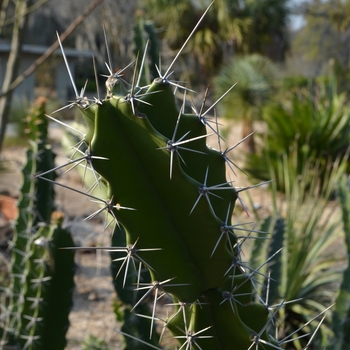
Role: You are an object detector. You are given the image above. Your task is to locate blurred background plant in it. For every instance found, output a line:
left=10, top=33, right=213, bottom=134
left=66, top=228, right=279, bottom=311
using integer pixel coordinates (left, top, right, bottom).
left=7, top=97, right=31, bottom=140
left=244, top=78, right=350, bottom=191
left=82, top=335, right=113, bottom=350
left=213, top=53, right=278, bottom=152
left=139, top=0, right=289, bottom=84
left=245, top=150, right=349, bottom=348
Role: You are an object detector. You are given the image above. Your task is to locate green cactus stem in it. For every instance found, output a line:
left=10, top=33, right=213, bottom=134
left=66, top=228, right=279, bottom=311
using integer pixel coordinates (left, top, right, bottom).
left=35, top=3, right=321, bottom=349
left=1, top=98, right=75, bottom=350
left=332, top=175, right=350, bottom=349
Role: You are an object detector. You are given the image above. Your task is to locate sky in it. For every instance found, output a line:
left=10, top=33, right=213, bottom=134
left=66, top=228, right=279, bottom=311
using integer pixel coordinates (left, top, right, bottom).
left=288, top=0, right=312, bottom=30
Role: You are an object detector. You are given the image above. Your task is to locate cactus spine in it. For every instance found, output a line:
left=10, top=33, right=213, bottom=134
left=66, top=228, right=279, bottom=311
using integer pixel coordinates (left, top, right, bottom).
left=1, top=98, right=75, bottom=350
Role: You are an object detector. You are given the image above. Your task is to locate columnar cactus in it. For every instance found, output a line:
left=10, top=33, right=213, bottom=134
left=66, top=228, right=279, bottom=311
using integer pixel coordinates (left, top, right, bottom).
left=81, top=69, right=271, bottom=350
left=332, top=175, right=350, bottom=349
left=0, top=98, right=75, bottom=350
left=39, top=4, right=324, bottom=349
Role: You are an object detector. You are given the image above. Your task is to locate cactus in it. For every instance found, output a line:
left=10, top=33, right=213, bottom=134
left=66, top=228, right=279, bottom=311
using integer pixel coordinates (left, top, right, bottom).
left=332, top=175, right=350, bottom=349
left=110, top=225, right=161, bottom=349
left=37, top=3, right=328, bottom=349
left=0, top=98, right=75, bottom=350
left=62, top=125, right=162, bottom=347
left=133, top=17, right=160, bottom=86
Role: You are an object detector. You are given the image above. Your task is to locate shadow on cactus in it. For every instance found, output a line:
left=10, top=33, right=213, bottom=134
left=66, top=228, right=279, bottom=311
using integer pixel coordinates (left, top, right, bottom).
left=35, top=2, right=329, bottom=349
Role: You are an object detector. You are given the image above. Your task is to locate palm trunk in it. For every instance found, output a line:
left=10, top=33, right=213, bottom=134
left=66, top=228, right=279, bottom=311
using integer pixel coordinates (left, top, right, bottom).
left=242, top=117, right=256, bottom=153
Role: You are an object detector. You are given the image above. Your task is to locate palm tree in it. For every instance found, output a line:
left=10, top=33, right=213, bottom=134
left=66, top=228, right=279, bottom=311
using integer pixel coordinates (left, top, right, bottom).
left=141, top=0, right=252, bottom=78
left=212, top=54, right=277, bottom=152
left=244, top=0, right=290, bottom=61
left=141, top=0, right=290, bottom=80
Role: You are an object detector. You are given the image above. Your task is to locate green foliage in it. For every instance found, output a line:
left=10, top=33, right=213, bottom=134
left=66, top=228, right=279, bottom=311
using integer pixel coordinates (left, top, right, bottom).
left=243, top=0, right=290, bottom=61
left=245, top=80, right=350, bottom=190
left=82, top=335, right=113, bottom=350
left=331, top=175, right=350, bottom=349
left=292, top=0, right=350, bottom=76
left=328, top=0, right=350, bottom=31
left=141, top=0, right=250, bottom=74
left=8, top=97, right=31, bottom=140
left=213, top=53, right=277, bottom=152
left=281, top=75, right=309, bottom=91
left=142, top=0, right=289, bottom=83
left=133, top=18, right=160, bottom=85
left=213, top=54, right=277, bottom=121
left=249, top=152, right=347, bottom=348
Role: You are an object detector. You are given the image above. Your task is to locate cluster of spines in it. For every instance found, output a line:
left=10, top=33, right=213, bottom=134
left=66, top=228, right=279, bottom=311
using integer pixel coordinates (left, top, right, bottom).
left=37, top=2, right=329, bottom=349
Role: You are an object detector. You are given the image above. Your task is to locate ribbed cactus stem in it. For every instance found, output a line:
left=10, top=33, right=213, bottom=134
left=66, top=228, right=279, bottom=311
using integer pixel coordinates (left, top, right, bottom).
left=42, top=4, right=285, bottom=349
left=3, top=98, right=75, bottom=350
left=74, top=73, right=273, bottom=349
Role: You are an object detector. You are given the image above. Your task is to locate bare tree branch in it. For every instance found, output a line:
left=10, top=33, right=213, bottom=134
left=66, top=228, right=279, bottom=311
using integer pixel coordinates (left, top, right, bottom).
left=0, top=0, right=34, bottom=152
left=0, top=0, right=104, bottom=152
left=1, top=0, right=51, bottom=28
left=0, top=0, right=104, bottom=99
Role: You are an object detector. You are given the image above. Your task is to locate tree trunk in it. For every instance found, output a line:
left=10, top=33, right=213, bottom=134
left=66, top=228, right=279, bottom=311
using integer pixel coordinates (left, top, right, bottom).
left=242, top=117, right=256, bottom=154
left=0, top=0, right=33, bottom=153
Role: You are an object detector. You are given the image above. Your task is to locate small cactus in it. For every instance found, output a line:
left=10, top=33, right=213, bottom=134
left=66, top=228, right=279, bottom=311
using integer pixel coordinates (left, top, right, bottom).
left=1, top=98, right=75, bottom=350
left=332, top=175, right=350, bottom=349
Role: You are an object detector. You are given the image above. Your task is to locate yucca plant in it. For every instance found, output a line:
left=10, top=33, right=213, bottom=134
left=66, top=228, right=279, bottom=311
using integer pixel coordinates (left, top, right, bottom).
left=245, top=79, right=350, bottom=189
left=212, top=54, right=277, bottom=152
left=248, top=150, right=348, bottom=348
